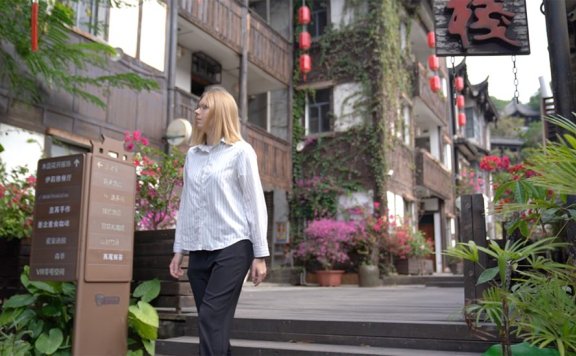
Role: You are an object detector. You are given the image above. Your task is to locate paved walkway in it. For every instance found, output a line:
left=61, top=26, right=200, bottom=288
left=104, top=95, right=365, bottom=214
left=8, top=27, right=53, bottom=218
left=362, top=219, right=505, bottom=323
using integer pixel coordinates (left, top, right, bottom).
left=233, top=283, right=466, bottom=323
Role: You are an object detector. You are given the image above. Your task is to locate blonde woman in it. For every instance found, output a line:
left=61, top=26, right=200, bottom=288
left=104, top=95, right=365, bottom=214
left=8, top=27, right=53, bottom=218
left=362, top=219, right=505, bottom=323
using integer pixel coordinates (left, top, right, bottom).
left=169, top=87, right=269, bottom=355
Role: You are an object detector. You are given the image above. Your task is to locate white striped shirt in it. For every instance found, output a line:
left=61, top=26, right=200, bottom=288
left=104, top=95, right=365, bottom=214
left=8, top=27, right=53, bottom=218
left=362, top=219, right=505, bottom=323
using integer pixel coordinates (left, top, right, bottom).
left=173, top=139, right=270, bottom=258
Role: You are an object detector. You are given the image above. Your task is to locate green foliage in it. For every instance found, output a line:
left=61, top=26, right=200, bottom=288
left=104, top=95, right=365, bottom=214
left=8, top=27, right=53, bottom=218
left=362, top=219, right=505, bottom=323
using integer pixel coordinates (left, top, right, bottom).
left=483, top=342, right=560, bottom=356
left=0, top=0, right=159, bottom=108
left=528, top=91, right=542, bottom=112
left=489, top=96, right=510, bottom=113
left=127, top=279, right=161, bottom=356
left=0, top=268, right=161, bottom=356
left=529, top=115, right=576, bottom=196
left=511, top=272, right=576, bottom=354
left=292, top=0, right=412, bottom=212
left=490, top=116, right=526, bottom=139
left=0, top=266, right=76, bottom=355
left=445, top=238, right=576, bottom=355
left=520, top=121, right=543, bottom=149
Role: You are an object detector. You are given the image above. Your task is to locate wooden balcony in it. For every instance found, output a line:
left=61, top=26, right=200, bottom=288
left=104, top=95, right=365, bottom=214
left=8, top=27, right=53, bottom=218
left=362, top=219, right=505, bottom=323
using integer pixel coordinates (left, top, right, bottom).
left=174, top=89, right=291, bottom=191
left=244, top=122, right=291, bottom=191
left=415, top=149, right=452, bottom=200
left=174, top=88, right=200, bottom=121
left=178, top=0, right=291, bottom=85
left=413, top=62, right=448, bottom=125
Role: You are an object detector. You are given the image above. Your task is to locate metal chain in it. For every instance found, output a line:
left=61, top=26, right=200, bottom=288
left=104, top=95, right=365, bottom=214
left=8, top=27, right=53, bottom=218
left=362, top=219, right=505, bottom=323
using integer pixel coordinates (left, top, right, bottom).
left=512, top=55, right=519, bottom=103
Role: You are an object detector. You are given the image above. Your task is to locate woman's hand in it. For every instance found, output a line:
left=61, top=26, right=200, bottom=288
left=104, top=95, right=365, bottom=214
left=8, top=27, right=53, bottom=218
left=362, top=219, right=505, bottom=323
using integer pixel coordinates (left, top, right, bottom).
left=251, top=258, right=267, bottom=286
left=169, top=253, right=184, bottom=279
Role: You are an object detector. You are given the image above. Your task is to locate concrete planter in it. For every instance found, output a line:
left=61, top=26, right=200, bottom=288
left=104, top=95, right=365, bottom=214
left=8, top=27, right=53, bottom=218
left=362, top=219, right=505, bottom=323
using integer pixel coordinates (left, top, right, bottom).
left=315, top=270, right=345, bottom=287
left=358, top=264, right=381, bottom=287
left=395, top=257, right=434, bottom=275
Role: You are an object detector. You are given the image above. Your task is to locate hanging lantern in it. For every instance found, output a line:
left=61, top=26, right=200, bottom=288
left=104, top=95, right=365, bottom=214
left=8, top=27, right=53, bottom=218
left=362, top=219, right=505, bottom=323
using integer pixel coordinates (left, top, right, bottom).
left=454, top=76, right=464, bottom=92
left=458, top=112, right=467, bottom=127
left=31, top=0, right=39, bottom=52
left=427, top=31, right=436, bottom=48
left=299, top=31, right=311, bottom=50
left=299, top=53, right=312, bottom=80
left=429, top=75, right=441, bottom=93
left=456, top=95, right=465, bottom=109
left=427, top=54, right=439, bottom=71
left=298, top=5, right=311, bottom=25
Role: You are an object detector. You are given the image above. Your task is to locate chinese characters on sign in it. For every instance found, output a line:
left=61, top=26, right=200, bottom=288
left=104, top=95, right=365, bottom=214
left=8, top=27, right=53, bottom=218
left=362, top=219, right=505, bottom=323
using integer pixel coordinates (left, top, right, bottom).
left=30, top=154, right=85, bottom=281
left=84, top=156, right=135, bottom=282
left=434, top=0, right=530, bottom=56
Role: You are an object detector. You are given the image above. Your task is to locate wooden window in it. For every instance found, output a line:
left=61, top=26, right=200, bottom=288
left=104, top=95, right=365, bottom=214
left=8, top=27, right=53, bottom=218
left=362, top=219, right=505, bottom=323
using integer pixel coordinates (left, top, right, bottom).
left=64, top=0, right=167, bottom=71
left=310, top=0, right=328, bottom=38
left=63, top=0, right=109, bottom=39
left=307, top=88, right=331, bottom=134
left=191, top=52, right=222, bottom=96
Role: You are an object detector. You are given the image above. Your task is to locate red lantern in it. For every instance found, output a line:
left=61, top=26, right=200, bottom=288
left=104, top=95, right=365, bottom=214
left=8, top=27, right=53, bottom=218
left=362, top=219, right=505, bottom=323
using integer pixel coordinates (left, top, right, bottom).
left=456, top=95, right=465, bottom=109
left=300, top=53, right=312, bottom=80
left=427, top=31, right=436, bottom=48
left=429, top=75, right=441, bottom=93
left=454, top=76, right=464, bottom=92
left=458, top=112, right=467, bottom=127
left=427, top=54, right=439, bottom=71
left=298, top=5, right=311, bottom=25
left=299, top=31, right=311, bottom=50
left=31, top=0, right=38, bottom=52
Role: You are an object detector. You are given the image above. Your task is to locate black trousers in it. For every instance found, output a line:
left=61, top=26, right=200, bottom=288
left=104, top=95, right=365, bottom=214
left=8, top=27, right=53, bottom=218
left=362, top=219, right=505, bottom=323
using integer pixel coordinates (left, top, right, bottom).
left=187, top=239, right=254, bottom=356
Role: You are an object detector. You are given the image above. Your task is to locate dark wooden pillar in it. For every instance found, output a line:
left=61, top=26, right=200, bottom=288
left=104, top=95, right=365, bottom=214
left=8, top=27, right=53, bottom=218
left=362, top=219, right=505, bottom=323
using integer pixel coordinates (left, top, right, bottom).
left=460, top=194, right=488, bottom=303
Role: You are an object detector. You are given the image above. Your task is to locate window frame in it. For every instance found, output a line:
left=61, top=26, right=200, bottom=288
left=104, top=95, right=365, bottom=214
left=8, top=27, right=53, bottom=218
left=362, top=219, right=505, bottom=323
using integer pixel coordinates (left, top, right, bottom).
left=310, top=0, right=329, bottom=39
left=306, top=88, right=332, bottom=135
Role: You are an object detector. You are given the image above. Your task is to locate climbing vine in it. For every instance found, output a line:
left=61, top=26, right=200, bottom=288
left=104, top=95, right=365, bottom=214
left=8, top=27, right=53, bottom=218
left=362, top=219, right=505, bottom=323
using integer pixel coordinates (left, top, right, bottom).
left=291, top=0, right=413, bottom=233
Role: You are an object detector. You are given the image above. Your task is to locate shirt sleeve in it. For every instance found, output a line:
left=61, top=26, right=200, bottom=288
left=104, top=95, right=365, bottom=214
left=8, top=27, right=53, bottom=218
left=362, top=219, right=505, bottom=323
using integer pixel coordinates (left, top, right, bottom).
left=238, top=143, right=270, bottom=258
left=173, top=152, right=189, bottom=254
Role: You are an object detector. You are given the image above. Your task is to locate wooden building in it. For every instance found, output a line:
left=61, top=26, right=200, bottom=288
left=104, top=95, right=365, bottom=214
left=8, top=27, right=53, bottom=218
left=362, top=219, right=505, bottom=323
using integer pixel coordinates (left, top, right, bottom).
left=0, top=1, right=294, bottom=265
left=294, top=0, right=456, bottom=273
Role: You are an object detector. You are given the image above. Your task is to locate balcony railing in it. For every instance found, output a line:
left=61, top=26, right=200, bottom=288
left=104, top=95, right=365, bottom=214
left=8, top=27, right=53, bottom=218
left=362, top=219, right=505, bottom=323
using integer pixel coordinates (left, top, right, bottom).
left=179, top=0, right=291, bottom=85
left=413, top=62, right=448, bottom=125
left=175, top=88, right=200, bottom=121
left=174, top=89, right=292, bottom=191
left=244, top=122, right=291, bottom=191
left=415, top=149, right=452, bottom=200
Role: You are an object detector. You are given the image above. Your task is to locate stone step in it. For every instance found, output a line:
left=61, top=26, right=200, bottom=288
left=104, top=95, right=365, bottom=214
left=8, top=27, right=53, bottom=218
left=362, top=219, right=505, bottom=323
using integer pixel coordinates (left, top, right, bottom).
left=156, top=336, right=482, bottom=356
left=177, top=317, right=497, bottom=353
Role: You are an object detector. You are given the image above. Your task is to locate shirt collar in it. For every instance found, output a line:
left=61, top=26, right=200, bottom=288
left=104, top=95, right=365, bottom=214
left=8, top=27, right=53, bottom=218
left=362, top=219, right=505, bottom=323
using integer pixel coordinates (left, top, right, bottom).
left=194, top=138, right=231, bottom=152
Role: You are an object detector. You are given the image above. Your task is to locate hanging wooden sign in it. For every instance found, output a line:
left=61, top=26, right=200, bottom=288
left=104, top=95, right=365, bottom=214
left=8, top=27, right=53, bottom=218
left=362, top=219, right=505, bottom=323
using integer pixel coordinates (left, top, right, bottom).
left=434, top=0, right=530, bottom=56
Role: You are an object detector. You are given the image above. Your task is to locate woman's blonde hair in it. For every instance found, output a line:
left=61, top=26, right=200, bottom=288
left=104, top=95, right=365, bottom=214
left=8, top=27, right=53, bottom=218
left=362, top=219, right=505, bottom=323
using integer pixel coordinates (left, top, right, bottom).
left=191, top=87, right=242, bottom=145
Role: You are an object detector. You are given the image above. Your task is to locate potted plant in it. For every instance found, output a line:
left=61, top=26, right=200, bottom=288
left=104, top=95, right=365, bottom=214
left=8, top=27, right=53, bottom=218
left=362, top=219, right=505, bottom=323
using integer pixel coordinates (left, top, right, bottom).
left=352, top=202, right=387, bottom=287
left=294, top=218, right=359, bottom=286
left=404, top=229, right=434, bottom=275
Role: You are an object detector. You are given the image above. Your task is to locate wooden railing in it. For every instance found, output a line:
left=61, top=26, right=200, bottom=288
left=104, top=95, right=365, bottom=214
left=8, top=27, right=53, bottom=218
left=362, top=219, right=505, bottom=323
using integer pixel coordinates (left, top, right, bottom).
left=178, top=0, right=291, bottom=85
left=415, top=149, right=452, bottom=200
left=174, top=89, right=292, bottom=191
left=413, top=62, right=448, bottom=125
left=174, top=88, right=200, bottom=121
left=179, top=0, right=242, bottom=52
left=244, top=122, right=291, bottom=191
left=249, top=18, right=291, bottom=85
